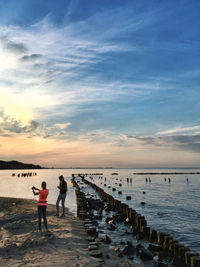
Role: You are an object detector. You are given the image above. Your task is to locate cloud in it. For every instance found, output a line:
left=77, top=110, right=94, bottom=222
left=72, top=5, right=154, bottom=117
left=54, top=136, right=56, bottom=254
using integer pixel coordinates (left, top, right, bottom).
left=54, top=122, right=71, bottom=129
left=20, top=54, right=43, bottom=62
left=156, top=125, right=200, bottom=136
left=0, top=36, right=27, bottom=54
left=0, top=13, right=168, bottom=129
left=0, top=116, right=40, bottom=135
left=0, top=110, right=72, bottom=140
left=116, top=133, right=200, bottom=153
left=64, top=0, right=79, bottom=18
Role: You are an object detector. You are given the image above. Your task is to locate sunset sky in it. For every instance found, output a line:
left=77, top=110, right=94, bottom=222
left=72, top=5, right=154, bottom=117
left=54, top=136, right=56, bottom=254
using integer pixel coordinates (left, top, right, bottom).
left=0, top=0, right=200, bottom=168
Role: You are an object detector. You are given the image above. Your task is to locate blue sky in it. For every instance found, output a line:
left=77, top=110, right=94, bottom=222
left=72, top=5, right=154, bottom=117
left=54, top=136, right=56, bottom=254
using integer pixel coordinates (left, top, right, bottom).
left=0, top=0, right=200, bottom=167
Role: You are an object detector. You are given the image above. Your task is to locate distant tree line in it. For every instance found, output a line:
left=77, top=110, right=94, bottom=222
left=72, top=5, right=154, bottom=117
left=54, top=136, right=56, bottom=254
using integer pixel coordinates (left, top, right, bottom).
left=0, top=160, right=42, bottom=170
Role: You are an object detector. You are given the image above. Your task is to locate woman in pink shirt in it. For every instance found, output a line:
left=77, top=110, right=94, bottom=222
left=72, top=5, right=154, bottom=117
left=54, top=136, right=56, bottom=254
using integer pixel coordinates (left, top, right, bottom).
left=32, top=181, right=49, bottom=232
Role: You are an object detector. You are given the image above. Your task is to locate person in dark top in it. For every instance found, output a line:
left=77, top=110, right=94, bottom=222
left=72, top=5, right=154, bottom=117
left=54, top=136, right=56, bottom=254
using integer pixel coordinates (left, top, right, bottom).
left=32, top=181, right=49, bottom=232
left=55, top=175, right=68, bottom=217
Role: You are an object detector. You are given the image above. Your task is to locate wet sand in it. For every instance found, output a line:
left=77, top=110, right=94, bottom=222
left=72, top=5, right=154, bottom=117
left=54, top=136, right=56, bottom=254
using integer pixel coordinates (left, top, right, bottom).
left=0, top=197, right=140, bottom=267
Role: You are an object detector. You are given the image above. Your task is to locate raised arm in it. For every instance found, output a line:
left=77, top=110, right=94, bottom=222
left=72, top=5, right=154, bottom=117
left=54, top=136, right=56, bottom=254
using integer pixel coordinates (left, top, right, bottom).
left=32, top=186, right=39, bottom=195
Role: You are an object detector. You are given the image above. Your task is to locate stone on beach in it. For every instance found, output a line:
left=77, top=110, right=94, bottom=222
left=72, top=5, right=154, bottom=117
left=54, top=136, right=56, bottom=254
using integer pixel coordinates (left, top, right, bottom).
left=140, top=248, right=154, bottom=261
left=89, top=249, right=103, bottom=258
left=122, top=241, right=136, bottom=256
left=104, top=234, right=112, bottom=244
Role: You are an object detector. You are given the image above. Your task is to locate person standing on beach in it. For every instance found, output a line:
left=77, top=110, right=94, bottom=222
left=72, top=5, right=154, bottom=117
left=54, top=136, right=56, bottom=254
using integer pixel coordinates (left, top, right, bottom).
left=55, top=175, right=68, bottom=217
left=32, top=181, right=49, bottom=232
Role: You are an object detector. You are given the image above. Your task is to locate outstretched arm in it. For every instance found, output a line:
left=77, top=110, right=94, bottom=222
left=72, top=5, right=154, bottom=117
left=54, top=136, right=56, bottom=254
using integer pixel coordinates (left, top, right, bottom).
left=32, top=186, right=39, bottom=195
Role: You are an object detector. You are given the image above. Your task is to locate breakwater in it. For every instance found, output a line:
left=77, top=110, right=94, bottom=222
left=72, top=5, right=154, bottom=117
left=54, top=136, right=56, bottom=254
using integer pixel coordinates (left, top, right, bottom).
left=72, top=174, right=200, bottom=267
left=12, top=172, right=37, bottom=177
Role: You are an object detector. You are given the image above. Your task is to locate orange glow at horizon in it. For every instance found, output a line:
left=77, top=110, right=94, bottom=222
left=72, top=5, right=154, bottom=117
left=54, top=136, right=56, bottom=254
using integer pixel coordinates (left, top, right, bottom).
left=0, top=134, right=200, bottom=168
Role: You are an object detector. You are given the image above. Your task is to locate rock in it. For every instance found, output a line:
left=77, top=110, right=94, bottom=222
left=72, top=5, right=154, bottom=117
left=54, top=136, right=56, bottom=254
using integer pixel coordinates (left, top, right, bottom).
left=87, top=237, right=95, bottom=242
left=136, top=233, right=144, bottom=240
left=132, top=228, right=139, bottom=235
left=104, top=235, right=111, bottom=244
left=3, top=243, right=18, bottom=252
left=148, top=244, right=162, bottom=252
left=113, top=247, right=120, bottom=252
left=115, top=214, right=125, bottom=223
left=94, top=215, right=102, bottom=220
left=84, top=219, right=92, bottom=225
left=85, top=223, right=93, bottom=228
left=122, top=241, right=136, bottom=256
left=89, top=242, right=98, bottom=246
left=156, top=261, right=168, bottom=267
left=105, top=216, right=112, bottom=223
left=124, top=229, right=132, bottom=235
left=136, top=244, right=144, bottom=251
left=86, top=226, right=97, bottom=236
left=140, top=202, right=146, bottom=205
left=153, top=255, right=159, bottom=262
left=95, top=238, right=104, bottom=243
left=126, top=196, right=131, bottom=200
left=118, top=252, right=123, bottom=257
left=108, top=223, right=116, bottom=231
left=105, top=204, right=115, bottom=212
left=92, top=263, right=102, bottom=267
left=89, top=250, right=102, bottom=258
left=92, top=220, right=99, bottom=227
left=140, top=248, right=153, bottom=261
left=108, top=219, right=115, bottom=225
left=88, top=245, right=98, bottom=251
left=125, top=218, right=130, bottom=223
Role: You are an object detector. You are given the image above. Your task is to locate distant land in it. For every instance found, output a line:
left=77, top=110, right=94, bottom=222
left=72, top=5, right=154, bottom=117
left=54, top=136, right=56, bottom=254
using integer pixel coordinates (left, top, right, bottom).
left=0, top=160, right=42, bottom=170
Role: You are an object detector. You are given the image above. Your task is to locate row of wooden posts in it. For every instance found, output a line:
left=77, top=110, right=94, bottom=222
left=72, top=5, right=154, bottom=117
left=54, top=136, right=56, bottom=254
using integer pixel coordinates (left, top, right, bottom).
left=12, top=172, right=37, bottom=177
left=72, top=174, right=200, bottom=267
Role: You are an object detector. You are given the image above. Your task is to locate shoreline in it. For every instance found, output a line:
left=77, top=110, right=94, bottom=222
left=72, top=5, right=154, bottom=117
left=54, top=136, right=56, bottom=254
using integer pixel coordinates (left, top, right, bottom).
left=0, top=197, right=139, bottom=267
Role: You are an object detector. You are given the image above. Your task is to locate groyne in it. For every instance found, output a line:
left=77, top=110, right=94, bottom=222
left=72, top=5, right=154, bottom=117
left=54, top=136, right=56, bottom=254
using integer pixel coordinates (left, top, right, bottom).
left=12, top=172, right=37, bottom=177
left=72, top=174, right=200, bottom=267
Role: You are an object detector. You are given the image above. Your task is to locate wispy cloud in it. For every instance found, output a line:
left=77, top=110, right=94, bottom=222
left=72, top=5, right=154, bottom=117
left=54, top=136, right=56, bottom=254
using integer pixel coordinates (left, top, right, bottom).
left=54, top=122, right=71, bottom=130
left=114, top=133, right=200, bottom=154
left=156, top=125, right=200, bottom=136
left=0, top=12, right=168, bottom=125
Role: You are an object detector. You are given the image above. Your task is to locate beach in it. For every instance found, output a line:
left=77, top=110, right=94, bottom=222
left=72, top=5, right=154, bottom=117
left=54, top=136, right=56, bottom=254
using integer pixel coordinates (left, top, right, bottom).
left=0, top=197, right=138, bottom=267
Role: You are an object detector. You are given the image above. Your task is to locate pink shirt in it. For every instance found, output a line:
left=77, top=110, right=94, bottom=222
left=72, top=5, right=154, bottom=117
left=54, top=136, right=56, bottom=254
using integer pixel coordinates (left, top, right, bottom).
left=38, top=189, right=49, bottom=206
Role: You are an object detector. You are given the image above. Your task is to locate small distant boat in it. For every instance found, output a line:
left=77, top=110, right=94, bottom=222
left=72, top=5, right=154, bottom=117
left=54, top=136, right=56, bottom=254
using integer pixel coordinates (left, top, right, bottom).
left=112, top=173, right=118, bottom=175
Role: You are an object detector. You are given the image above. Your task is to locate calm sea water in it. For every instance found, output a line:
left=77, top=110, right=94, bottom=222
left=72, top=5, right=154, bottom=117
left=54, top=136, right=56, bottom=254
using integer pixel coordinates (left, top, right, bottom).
left=0, top=168, right=199, bottom=253
left=0, top=169, right=77, bottom=214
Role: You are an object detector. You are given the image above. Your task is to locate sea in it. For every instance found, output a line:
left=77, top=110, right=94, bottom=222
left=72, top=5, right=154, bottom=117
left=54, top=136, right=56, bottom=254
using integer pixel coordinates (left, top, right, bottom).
left=0, top=168, right=199, bottom=253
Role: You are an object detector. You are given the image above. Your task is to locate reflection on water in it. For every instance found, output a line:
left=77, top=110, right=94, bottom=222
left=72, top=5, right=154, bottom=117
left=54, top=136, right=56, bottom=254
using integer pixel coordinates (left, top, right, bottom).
left=0, top=168, right=200, bottom=253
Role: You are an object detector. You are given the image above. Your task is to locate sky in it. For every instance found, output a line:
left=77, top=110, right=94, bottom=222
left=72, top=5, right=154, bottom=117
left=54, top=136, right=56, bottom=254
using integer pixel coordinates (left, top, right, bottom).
left=0, top=0, right=200, bottom=168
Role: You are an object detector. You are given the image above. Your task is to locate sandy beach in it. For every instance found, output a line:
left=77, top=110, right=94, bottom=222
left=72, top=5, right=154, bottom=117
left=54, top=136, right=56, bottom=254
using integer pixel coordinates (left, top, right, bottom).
left=0, top=197, right=139, bottom=267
